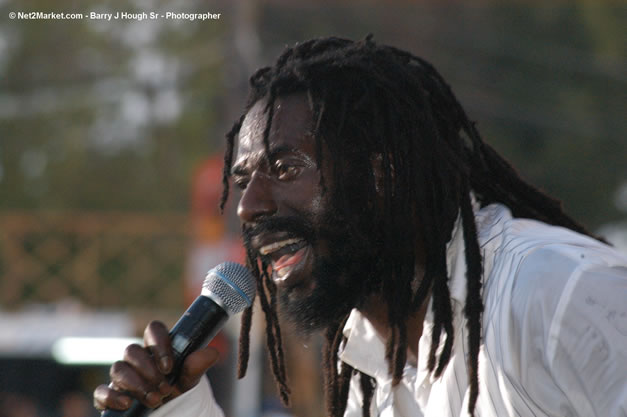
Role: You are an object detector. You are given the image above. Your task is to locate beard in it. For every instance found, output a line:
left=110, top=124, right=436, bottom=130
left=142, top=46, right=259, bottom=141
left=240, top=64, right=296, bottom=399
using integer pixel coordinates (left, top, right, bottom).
left=243, top=207, right=383, bottom=336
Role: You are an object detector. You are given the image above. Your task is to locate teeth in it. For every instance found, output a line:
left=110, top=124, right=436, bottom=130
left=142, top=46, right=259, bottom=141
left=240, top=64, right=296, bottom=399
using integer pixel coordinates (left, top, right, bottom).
left=259, top=238, right=303, bottom=256
left=276, top=266, right=291, bottom=280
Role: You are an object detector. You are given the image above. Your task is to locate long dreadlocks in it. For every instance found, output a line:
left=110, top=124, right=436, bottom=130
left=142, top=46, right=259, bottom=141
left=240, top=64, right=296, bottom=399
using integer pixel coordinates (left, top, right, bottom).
left=220, top=35, right=597, bottom=417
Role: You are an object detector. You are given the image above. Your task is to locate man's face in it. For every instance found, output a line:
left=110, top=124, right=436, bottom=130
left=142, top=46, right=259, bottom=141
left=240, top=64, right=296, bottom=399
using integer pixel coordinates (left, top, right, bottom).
left=231, top=93, right=380, bottom=334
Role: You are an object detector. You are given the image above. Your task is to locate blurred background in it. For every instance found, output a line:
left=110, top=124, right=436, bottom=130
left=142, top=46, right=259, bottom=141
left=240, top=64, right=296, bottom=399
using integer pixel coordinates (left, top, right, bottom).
left=0, top=0, right=625, bottom=416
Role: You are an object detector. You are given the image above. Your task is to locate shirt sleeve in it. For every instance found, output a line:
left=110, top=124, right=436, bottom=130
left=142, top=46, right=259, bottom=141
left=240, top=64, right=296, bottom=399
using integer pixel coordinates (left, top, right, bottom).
left=547, top=263, right=627, bottom=417
left=149, top=375, right=225, bottom=417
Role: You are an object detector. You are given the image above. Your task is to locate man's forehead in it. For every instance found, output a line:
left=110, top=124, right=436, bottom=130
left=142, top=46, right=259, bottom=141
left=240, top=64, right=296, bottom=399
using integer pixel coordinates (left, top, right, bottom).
left=237, top=98, right=270, bottom=154
left=235, top=94, right=315, bottom=159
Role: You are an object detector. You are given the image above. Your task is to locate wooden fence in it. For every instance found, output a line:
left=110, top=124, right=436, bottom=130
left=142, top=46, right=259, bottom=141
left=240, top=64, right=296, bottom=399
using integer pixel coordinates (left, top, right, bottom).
left=0, top=212, right=191, bottom=312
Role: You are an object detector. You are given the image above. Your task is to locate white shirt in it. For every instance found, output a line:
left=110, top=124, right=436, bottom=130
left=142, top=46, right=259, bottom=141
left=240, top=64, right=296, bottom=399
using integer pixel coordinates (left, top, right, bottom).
left=151, top=203, right=627, bottom=416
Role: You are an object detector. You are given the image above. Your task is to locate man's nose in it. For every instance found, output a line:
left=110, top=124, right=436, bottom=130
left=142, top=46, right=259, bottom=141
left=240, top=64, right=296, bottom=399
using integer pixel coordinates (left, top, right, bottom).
left=237, top=171, right=278, bottom=223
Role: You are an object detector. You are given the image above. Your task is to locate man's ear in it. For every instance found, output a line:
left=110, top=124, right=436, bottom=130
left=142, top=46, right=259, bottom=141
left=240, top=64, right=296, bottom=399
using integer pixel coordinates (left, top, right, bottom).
left=371, top=153, right=394, bottom=197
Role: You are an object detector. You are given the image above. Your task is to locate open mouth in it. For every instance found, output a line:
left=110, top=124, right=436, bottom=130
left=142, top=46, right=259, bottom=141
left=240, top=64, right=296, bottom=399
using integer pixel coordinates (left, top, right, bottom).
left=259, top=237, right=309, bottom=281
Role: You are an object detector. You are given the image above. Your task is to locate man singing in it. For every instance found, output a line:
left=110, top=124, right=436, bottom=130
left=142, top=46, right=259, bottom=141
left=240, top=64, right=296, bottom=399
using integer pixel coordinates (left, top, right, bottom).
left=94, top=36, right=627, bottom=416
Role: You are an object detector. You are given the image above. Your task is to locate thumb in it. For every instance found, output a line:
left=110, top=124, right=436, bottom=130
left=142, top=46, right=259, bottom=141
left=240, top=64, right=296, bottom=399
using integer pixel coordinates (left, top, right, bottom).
left=177, top=345, right=220, bottom=392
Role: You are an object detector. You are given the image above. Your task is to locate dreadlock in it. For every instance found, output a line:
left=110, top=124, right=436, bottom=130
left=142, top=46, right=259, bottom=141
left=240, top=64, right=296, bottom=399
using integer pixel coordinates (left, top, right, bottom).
left=220, top=35, right=598, bottom=416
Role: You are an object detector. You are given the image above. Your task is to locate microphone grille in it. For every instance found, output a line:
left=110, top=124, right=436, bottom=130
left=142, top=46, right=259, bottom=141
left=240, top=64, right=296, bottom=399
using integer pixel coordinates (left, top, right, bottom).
left=202, top=262, right=256, bottom=315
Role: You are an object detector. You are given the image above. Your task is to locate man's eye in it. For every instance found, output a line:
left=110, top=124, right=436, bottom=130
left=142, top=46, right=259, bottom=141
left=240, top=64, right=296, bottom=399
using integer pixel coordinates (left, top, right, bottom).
left=234, top=179, right=249, bottom=190
left=275, top=163, right=301, bottom=180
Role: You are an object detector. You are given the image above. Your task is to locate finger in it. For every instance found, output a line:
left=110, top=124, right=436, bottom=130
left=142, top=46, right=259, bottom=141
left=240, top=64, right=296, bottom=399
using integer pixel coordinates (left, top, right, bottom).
left=123, top=343, right=173, bottom=396
left=109, top=361, right=163, bottom=409
left=177, top=346, right=220, bottom=392
left=144, top=320, right=174, bottom=374
left=162, top=388, right=181, bottom=405
left=93, top=384, right=132, bottom=411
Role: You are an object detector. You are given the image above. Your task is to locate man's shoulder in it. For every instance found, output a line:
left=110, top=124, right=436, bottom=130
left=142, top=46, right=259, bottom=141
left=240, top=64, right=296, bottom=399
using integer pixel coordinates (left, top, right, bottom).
left=495, top=214, right=626, bottom=293
left=479, top=203, right=624, bottom=280
left=475, top=209, right=627, bottom=416
left=481, top=208, right=627, bottom=340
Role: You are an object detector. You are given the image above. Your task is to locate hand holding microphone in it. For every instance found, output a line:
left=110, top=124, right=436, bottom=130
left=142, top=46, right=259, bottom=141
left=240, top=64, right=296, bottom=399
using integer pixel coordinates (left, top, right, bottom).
left=93, top=262, right=256, bottom=416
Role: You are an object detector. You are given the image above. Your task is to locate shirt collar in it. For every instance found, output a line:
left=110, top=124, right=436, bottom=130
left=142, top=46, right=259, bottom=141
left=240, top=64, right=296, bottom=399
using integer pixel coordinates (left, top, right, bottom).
left=446, top=210, right=468, bottom=307
left=447, top=198, right=512, bottom=306
left=340, top=309, right=389, bottom=380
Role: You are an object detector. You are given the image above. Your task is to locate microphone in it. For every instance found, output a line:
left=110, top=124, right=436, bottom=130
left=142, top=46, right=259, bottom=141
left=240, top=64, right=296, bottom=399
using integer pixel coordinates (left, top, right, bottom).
left=102, top=262, right=256, bottom=417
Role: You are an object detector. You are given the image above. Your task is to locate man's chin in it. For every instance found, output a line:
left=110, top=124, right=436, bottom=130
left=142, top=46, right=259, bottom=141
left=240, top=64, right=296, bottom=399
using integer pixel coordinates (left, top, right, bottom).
left=280, top=301, right=349, bottom=337
left=277, top=280, right=358, bottom=337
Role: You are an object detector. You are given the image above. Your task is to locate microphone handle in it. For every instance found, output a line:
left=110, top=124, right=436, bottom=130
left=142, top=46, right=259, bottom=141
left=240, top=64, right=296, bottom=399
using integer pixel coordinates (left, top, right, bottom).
left=101, top=295, right=229, bottom=417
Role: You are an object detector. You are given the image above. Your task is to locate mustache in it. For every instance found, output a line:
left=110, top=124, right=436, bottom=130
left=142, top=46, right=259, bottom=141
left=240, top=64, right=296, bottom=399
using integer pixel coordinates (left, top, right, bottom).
left=242, top=215, right=317, bottom=251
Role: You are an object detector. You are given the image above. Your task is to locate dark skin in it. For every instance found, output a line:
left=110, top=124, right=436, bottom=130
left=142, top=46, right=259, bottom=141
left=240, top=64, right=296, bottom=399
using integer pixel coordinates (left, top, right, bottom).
left=93, top=93, right=428, bottom=412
